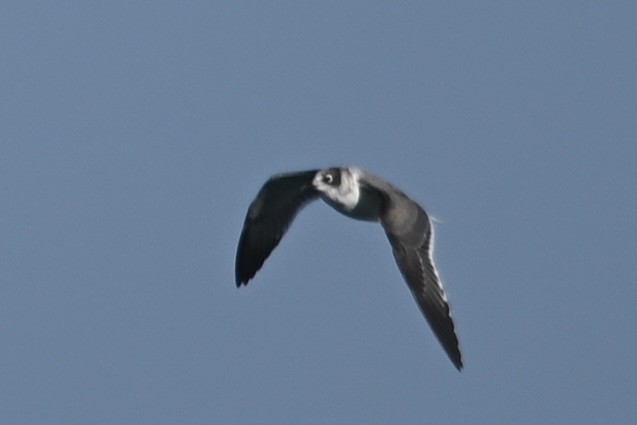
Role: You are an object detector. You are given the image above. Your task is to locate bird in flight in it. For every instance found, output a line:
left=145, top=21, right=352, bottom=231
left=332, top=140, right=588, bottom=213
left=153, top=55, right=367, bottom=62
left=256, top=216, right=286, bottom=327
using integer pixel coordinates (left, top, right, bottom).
left=235, top=167, right=463, bottom=370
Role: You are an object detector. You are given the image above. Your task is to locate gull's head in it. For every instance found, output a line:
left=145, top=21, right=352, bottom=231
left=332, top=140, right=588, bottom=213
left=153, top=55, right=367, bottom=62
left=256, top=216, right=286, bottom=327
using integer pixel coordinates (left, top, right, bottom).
left=313, top=167, right=359, bottom=210
left=313, top=167, right=342, bottom=190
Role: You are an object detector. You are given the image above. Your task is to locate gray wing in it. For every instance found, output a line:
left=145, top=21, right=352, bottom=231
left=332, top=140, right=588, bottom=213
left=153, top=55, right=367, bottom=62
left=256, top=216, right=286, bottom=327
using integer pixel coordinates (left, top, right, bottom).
left=357, top=170, right=463, bottom=370
left=382, top=201, right=463, bottom=370
left=235, top=170, right=320, bottom=286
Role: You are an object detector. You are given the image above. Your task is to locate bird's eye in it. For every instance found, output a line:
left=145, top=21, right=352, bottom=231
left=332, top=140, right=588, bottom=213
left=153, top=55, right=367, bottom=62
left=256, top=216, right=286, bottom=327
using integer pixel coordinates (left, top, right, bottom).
left=323, top=174, right=333, bottom=184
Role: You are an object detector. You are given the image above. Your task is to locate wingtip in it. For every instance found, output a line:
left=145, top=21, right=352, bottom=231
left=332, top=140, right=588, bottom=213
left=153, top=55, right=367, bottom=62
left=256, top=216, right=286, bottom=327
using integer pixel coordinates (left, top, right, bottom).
left=235, top=276, right=247, bottom=287
left=235, top=257, right=249, bottom=287
left=449, top=350, right=463, bottom=371
left=235, top=270, right=244, bottom=287
left=236, top=271, right=254, bottom=287
left=454, top=359, right=464, bottom=372
left=235, top=267, right=254, bottom=287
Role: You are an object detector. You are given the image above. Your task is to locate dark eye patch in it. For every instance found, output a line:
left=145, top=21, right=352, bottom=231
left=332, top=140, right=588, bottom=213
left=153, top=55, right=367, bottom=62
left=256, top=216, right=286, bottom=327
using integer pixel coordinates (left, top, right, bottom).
left=323, top=168, right=341, bottom=186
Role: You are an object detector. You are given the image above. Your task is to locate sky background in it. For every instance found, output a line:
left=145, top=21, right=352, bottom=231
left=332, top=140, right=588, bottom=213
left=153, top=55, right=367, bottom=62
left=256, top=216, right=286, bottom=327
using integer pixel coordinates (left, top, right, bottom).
left=1, top=2, right=636, bottom=424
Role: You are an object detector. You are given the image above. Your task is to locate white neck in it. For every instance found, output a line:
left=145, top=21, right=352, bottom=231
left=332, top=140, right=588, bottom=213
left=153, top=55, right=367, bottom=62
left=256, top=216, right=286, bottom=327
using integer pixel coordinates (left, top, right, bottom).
left=319, top=167, right=360, bottom=211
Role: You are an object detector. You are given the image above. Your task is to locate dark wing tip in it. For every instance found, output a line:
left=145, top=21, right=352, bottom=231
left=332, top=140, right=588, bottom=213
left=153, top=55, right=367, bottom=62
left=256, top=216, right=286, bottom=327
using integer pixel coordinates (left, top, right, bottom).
left=455, top=357, right=464, bottom=371
left=427, top=296, right=463, bottom=371
left=447, top=335, right=463, bottom=371
left=423, top=300, right=463, bottom=371
left=235, top=255, right=258, bottom=287
left=235, top=266, right=248, bottom=287
left=235, top=228, right=249, bottom=287
left=234, top=222, right=269, bottom=288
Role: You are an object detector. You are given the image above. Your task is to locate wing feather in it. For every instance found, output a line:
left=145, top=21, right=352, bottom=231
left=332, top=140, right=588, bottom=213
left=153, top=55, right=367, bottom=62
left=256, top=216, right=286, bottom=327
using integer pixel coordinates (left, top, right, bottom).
left=235, top=170, right=319, bottom=286
left=381, top=195, right=463, bottom=370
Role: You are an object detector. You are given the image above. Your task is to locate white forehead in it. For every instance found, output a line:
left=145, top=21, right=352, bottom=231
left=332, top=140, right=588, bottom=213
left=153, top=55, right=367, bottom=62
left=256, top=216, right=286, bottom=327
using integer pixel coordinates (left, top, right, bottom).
left=346, top=167, right=364, bottom=183
left=347, top=166, right=362, bottom=175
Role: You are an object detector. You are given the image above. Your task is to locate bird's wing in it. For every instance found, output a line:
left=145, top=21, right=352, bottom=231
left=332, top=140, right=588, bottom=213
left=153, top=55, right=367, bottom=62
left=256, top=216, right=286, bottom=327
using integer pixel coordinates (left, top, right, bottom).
left=382, top=202, right=463, bottom=370
left=353, top=168, right=464, bottom=370
left=235, top=170, right=319, bottom=286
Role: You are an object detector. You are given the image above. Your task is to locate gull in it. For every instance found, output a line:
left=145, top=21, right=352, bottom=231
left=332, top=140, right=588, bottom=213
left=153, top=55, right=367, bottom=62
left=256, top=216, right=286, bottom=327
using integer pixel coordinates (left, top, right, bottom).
left=235, top=167, right=463, bottom=370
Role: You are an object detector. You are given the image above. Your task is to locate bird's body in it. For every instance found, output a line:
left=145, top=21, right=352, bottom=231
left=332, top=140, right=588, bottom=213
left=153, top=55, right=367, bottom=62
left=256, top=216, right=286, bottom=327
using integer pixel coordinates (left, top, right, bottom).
left=235, top=167, right=463, bottom=370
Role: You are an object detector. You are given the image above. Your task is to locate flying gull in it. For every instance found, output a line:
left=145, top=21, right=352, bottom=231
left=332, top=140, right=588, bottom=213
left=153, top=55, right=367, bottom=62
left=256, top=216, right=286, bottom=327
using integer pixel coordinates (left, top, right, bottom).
left=235, top=167, right=463, bottom=370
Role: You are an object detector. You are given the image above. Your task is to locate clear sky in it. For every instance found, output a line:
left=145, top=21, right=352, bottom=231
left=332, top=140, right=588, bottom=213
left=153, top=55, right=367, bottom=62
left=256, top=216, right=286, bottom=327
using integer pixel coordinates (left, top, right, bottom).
left=1, top=2, right=636, bottom=424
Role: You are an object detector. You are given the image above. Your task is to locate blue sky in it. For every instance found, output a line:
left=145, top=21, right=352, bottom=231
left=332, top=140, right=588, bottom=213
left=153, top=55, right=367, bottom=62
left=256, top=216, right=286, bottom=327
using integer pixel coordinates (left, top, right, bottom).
left=1, top=2, right=636, bottom=424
